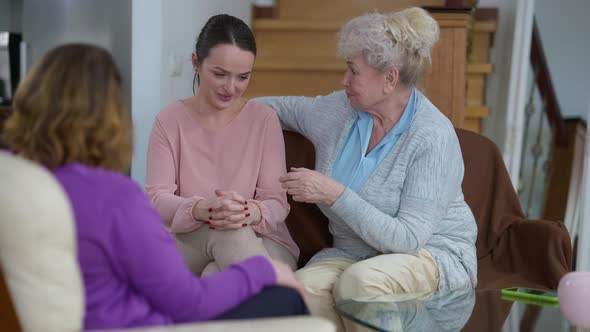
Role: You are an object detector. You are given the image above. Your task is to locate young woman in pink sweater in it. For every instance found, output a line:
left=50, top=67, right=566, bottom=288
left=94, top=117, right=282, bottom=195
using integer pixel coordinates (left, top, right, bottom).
left=146, top=14, right=299, bottom=275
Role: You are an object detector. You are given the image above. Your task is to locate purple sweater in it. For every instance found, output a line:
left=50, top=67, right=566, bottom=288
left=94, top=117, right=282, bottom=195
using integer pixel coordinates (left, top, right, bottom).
left=53, top=163, right=277, bottom=330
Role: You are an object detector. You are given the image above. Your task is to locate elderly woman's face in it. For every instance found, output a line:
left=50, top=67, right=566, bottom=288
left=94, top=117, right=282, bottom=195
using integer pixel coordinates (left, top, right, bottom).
left=341, top=54, right=387, bottom=109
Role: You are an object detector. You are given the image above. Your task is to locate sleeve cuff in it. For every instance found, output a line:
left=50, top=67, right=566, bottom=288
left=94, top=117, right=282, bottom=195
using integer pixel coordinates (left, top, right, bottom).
left=170, top=196, right=204, bottom=233
left=329, top=187, right=356, bottom=216
left=249, top=199, right=276, bottom=235
left=230, top=255, right=277, bottom=290
left=189, top=196, right=204, bottom=223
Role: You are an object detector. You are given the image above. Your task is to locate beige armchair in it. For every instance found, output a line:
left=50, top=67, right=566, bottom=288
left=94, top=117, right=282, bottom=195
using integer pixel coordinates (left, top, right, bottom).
left=0, top=152, right=334, bottom=332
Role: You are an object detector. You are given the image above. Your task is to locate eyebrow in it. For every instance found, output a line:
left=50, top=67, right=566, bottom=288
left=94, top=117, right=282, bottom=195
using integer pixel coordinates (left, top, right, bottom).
left=212, top=66, right=251, bottom=76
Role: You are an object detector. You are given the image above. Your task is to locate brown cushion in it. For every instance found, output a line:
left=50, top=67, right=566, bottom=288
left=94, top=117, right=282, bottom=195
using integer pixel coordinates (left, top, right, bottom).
left=283, top=131, right=331, bottom=267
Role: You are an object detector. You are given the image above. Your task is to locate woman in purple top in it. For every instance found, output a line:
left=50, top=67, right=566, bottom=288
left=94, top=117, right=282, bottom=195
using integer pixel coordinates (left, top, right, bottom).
left=2, top=43, right=307, bottom=330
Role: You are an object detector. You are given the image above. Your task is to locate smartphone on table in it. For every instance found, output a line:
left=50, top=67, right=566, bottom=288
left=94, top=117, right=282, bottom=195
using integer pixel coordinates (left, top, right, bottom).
left=501, top=287, right=559, bottom=307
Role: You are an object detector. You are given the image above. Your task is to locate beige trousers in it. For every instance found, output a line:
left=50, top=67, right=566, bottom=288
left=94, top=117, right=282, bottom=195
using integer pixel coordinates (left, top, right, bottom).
left=295, top=249, right=440, bottom=332
left=175, top=226, right=297, bottom=275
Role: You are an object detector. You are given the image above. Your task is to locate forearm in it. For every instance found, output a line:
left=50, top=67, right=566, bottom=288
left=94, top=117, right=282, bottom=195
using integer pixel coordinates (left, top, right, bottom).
left=147, top=188, right=203, bottom=232
left=327, top=188, right=434, bottom=253
left=250, top=196, right=290, bottom=235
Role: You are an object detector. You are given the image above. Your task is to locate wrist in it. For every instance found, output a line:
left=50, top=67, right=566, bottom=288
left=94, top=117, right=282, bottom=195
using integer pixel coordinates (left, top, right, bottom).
left=191, top=199, right=206, bottom=221
left=326, top=183, right=345, bottom=206
left=246, top=199, right=263, bottom=225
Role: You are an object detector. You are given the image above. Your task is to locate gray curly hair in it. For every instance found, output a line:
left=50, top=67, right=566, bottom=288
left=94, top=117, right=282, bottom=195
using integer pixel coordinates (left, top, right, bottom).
left=338, top=7, right=440, bottom=86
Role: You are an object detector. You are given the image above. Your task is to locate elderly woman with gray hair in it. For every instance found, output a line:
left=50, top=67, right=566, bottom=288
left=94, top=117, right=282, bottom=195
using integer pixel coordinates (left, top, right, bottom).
left=257, top=7, right=477, bottom=330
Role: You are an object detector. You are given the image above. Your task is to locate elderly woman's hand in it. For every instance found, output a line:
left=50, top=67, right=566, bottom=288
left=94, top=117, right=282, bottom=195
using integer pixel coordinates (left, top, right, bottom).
left=279, top=167, right=345, bottom=205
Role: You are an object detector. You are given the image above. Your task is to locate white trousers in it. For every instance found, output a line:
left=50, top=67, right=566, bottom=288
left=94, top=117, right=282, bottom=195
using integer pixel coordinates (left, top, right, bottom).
left=295, top=249, right=440, bottom=332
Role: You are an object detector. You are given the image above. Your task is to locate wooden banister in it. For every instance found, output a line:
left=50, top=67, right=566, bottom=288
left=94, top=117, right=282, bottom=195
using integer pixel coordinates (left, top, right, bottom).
left=530, top=18, right=568, bottom=146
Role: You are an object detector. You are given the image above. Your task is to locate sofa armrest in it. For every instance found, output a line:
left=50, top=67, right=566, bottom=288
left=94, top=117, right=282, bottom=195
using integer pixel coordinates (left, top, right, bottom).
left=90, top=316, right=335, bottom=332
left=491, top=219, right=573, bottom=288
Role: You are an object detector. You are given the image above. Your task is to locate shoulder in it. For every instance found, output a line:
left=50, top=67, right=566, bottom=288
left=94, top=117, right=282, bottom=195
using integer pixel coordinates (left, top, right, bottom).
left=316, top=90, right=353, bottom=112
left=154, top=101, right=187, bottom=130
left=303, top=90, right=356, bottom=125
left=245, top=99, right=283, bottom=127
left=407, top=92, right=458, bottom=149
left=54, top=163, right=146, bottom=207
left=54, top=164, right=161, bottom=238
left=247, top=99, right=276, bottom=119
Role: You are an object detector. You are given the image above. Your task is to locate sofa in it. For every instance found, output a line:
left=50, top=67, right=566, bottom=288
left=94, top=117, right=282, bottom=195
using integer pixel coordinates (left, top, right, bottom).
left=282, top=129, right=573, bottom=289
left=0, top=152, right=334, bottom=332
left=0, top=125, right=572, bottom=331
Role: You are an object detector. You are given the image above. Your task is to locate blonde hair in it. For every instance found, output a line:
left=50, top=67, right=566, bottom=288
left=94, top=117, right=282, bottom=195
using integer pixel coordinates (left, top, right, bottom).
left=338, top=7, right=440, bottom=85
left=2, top=44, right=132, bottom=172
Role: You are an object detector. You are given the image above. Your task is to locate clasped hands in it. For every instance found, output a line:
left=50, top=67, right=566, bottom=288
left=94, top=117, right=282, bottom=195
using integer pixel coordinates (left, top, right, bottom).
left=193, top=190, right=260, bottom=230
left=279, top=167, right=345, bottom=206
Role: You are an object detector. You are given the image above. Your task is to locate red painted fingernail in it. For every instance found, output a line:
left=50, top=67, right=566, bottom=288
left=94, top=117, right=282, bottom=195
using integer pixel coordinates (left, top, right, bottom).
left=246, top=213, right=250, bottom=217
left=208, top=208, right=212, bottom=212
left=245, top=207, right=249, bottom=211
left=209, top=216, right=212, bottom=220
left=245, top=201, right=248, bottom=205
left=242, top=223, right=247, bottom=227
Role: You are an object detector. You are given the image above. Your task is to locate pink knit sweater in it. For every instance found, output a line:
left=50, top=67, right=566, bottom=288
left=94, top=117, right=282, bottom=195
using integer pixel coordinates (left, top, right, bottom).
left=146, top=100, right=299, bottom=257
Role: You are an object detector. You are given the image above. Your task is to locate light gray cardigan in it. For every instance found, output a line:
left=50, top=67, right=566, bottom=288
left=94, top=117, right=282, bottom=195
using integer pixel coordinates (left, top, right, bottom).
left=257, top=90, right=477, bottom=291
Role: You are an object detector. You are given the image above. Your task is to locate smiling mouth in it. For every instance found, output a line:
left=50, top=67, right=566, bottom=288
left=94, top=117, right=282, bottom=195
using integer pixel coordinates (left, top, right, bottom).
left=218, top=94, right=233, bottom=101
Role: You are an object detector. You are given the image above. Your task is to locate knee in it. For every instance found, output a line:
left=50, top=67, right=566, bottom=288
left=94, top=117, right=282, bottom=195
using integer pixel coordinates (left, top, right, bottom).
left=334, top=264, right=395, bottom=301
left=209, top=225, right=257, bottom=241
left=295, top=268, right=332, bottom=293
left=295, top=268, right=316, bottom=286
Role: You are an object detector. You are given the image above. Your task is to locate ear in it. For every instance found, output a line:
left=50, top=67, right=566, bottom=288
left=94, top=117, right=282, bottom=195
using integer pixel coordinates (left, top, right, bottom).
left=191, top=52, right=200, bottom=73
left=383, top=66, right=399, bottom=94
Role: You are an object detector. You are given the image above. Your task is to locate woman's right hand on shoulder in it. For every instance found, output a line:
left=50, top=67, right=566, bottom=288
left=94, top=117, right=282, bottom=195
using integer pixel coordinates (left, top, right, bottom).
left=269, top=259, right=306, bottom=300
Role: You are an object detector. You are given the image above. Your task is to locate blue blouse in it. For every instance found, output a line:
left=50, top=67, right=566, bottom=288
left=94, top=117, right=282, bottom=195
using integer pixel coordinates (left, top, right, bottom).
left=331, top=88, right=418, bottom=192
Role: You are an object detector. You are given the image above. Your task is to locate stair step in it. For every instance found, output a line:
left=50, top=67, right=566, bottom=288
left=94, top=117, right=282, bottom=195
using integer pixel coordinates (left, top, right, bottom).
left=255, top=13, right=470, bottom=31
left=246, top=71, right=342, bottom=98
left=255, top=61, right=344, bottom=71
left=254, top=20, right=341, bottom=31
left=473, top=21, right=497, bottom=32
left=467, top=63, right=493, bottom=74
left=466, top=106, right=489, bottom=119
left=247, top=69, right=460, bottom=121
left=275, top=0, right=444, bottom=21
left=254, top=59, right=492, bottom=75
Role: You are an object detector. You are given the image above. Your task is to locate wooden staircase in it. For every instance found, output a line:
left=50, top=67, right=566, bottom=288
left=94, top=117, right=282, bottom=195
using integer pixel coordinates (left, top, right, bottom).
left=465, top=10, right=497, bottom=133
left=247, top=1, right=496, bottom=132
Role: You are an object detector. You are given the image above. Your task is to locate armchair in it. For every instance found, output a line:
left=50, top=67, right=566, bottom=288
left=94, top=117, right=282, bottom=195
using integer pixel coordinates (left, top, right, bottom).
left=282, top=129, right=573, bottom=289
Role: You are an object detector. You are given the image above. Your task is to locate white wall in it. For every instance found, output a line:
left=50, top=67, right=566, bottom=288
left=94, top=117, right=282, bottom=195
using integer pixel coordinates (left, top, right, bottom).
left=0, top=0, right=23, bottom=32
left=160, top=0, right=252, bottom=107
left=23, top=0, right=109, bottom=63
left=131, top=0, right=162, bottom=184
left=535, top=0, right=590, bottom=120
left=21, top=0, right=132, bottom=93
left=131, top=0, right=252, bottom=185
left=478, top=0, right=518, bottom=154
left=480, top=0, right=590, bottom=153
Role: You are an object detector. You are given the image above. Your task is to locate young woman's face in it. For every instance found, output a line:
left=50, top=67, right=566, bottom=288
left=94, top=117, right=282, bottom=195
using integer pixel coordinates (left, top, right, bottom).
left=195, top=44, right=255, bottom=110
left=341, top=54, right=388, bottom=110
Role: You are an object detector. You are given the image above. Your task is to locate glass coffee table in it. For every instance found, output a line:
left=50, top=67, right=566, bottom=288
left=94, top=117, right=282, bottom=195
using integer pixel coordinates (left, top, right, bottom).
left=335, top=289, right=589, bottom=331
